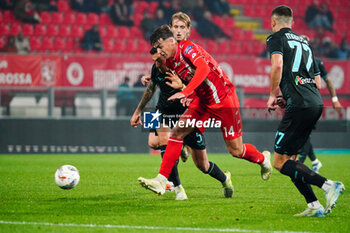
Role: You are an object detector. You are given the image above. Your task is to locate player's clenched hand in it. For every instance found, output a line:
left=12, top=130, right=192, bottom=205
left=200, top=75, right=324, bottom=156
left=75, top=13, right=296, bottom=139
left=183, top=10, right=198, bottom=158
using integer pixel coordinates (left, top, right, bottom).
left=168, top=92, right=186, bottom=101
left=267, top=95, right=277, bottom=113
left=276, top=95, right=286, bottom=109
left=333, top=101, right=342, bottom=115
left=130, top=113, right=142, bottom=128
left=141, top=74, right=151, bottom=85
left=165, top=71, right=184, bottom=90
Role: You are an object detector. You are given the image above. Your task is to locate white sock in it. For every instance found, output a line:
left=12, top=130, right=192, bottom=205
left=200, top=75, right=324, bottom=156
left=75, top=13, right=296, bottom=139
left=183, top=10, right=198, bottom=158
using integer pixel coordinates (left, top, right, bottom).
left=175, top=184, right=183, bottom=191
left=307, top=200, right=322, bottom=209
left=312, top=159, right=320, bottom=164
left=321, top=179, right=334, bottom=192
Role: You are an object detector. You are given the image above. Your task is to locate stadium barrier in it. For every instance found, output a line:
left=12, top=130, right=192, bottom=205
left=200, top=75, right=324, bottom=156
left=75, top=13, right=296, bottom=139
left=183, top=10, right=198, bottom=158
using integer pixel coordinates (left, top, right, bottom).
left=0, top=118, right=349, bottom=154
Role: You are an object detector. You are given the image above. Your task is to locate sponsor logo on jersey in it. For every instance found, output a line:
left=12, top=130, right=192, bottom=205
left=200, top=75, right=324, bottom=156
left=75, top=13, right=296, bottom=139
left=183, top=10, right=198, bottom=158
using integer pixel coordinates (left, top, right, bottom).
left=184, top=46, right=193, bottom=54
left=295, top=75, right=315, bottom=85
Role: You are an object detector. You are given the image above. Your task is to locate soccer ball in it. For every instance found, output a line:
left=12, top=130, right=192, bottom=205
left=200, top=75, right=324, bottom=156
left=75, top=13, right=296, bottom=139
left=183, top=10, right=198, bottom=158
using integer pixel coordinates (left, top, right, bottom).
left=55, top=165, right=80, bottom=189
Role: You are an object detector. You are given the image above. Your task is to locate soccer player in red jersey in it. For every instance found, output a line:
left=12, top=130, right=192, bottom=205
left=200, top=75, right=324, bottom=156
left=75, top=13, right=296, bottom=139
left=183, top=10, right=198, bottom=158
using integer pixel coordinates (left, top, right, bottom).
left=138, top=25, right=272, bottom=195
left=136, top=12, right=235, bottom=199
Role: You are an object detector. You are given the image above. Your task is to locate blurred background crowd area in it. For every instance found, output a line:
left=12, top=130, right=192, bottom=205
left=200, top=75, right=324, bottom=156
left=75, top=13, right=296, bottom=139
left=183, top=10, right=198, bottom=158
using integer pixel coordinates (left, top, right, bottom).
left=0, top=0, right=349, bottom=60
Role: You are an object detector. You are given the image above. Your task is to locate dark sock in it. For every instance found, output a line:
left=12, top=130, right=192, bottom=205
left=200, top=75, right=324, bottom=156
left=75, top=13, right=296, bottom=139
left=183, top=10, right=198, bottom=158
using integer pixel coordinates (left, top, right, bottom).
left=159, top=145, right=166, bottom=155
left=292, top=179, right=318, bottom=203
left=298, top=153, right=307, bottom=163
left=203, top=161, right=227, bottom=183
left=280, top=160, right=326, bottom=188
left=160, top=145, right=181, bottom=187
left=308, top=143, right=316, bottom=161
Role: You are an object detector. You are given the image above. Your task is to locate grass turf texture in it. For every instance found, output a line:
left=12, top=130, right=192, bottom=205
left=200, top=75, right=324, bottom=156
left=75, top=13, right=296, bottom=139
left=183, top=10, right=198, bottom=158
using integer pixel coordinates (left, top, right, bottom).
left=0, top=154, right=349, bottom=233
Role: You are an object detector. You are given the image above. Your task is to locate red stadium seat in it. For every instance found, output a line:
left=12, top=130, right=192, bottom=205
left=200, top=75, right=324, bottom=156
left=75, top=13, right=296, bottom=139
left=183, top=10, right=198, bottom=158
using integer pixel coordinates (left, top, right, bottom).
left=64, top=12, right=76, bottom=24
left=134, top=14, right=143, bottom=26
left=262, top=18, right=270, bottom=29
left=190, top=28, right=201, bottom=40
left=206, top=40, right=218, bottom=54
left=42, top=37, right=53, bottom=50
left=10, top=23, right=22, bottom=36
left=34, top=24, right=46, bottom=36
left=57, top=0, right=69, bottom=12
left=75, top=13, right=87, bottom=25
left=241, top=42, right=252, bottom=55
left=137, top=39, right=150, bottom=53
left=30, top=36, right=41, bottom=50
left=99, top=13, right=112, bottom=25
left=118, top=26, right=130, bottom=38
left=54, top=37, right=66, bottom=50
left=149, top=1, right=158, bottom=15
left=251, top=40, right=264, bottom=55
left=87, top=13, right=99, bottom=25
left=130, top=26, right=143, bottom=38
left=124, top=40, right=137, bottom=52
left=244, top=6, right=255, bottom=17
left=233, top=28, right=244, bottom=41
left=99, top=26, right=107, bottom=38
left=3, top=10, right=15, bottom=23
left=51, top=12, right=64, bottom=24
left=254, top=5, right=266, bottom=17
left=243, top=30, right=254, bottom=41
left=213, top=16, right=225, bottom=28
left=22, top=24, right=34, bottom=36
left=224, top=17, right=235, bottom=29
left=0, top=24, right=10, bottom=36
left=103, top=39, right=114, bottom=52
left=113, top=40, right=125, bottom=53
left=229, top=41, right=243, bottom=55
left=65, top=37, right=74, bottom=51
left=59, top=25, right=71, bottom=37
left=71, top=25, right=84, bottom=38
left=40, top=12, right=51, bottom=24
left=47, top=24, right=59, bottom=36
left=218, top=41, right=230, bottom=54
left=0, top=37, right=5, bottom=49
left=106, top=25, right=118, bottom=38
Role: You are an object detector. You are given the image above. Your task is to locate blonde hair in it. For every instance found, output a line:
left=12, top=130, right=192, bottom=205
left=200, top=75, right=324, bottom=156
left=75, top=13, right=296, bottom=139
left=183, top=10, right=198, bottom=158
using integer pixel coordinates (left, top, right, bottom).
left=170, top=12, right=191, bottom=28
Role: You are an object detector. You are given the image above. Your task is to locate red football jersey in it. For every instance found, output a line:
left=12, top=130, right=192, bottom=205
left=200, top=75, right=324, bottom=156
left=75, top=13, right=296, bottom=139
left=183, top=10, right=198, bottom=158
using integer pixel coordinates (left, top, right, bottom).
left=166, top=40, right=234, bottom=104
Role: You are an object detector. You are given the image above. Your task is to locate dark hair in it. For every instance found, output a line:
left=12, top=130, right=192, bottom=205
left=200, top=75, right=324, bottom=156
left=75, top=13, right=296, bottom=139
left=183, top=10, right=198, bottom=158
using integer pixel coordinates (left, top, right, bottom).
left=150, top=25, right=174, bottom=46
left=271, top=5, right=293, bottom=18
left=149, top=47, right=157, bottom=55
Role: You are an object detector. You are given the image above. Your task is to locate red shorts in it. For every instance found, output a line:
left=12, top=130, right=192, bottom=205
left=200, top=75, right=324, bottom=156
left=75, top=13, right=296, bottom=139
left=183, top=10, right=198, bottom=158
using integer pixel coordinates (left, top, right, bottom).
left=181, top=91, right=242, bottom=140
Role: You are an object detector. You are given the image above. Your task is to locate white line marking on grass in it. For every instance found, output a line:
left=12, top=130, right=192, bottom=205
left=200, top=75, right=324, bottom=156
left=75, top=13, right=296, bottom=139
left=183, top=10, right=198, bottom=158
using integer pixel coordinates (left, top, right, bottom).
left=0, top=220, right=319, bottom=233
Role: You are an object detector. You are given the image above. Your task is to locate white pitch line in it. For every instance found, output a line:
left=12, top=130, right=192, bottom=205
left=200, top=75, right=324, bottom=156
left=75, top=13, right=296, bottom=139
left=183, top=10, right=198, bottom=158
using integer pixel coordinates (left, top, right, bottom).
left=0, top=220, right=319, bottom=233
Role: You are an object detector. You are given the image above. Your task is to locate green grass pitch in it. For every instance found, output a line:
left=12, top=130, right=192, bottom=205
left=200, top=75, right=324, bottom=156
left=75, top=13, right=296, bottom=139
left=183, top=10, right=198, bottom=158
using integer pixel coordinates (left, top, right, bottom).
left=0, top=153, right=349, bottom=233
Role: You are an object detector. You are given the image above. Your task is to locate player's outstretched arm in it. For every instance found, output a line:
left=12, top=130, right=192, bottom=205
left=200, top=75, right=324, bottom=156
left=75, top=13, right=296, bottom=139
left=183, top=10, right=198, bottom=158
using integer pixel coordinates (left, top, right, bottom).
left=130, top=81, right=157, bottom=128
left=324, top=77, right=342, bottom=114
